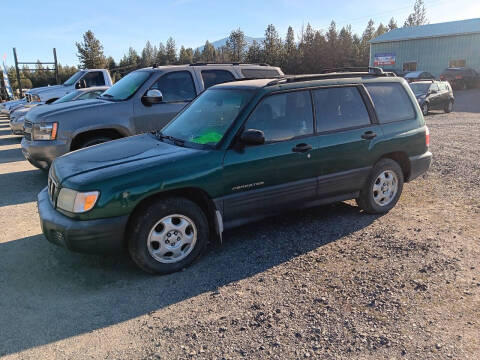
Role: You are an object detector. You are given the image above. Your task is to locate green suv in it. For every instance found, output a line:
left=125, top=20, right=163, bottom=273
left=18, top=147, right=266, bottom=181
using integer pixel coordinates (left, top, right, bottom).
left=38, top=69, right=432, bottom=274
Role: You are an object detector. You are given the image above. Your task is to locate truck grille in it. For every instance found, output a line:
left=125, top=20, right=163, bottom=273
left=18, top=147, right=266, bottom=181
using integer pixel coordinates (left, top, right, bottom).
left=23, top=120, right=32, bottom=140
left=26, top=94, right=32, bottom=102
left=48, top=175, right=59, bottom=206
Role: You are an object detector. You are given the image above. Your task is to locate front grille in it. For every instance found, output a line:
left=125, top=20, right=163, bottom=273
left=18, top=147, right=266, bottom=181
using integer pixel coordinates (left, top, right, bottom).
left=23, top=120, right=32, bottom=140
left=48, top=175, right=59, bottom=206
left=26, top=94, right=32, bottom=102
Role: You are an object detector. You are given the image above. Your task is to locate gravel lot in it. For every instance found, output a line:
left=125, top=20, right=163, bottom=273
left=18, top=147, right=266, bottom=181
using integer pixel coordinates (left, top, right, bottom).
left=0, top=90, right=479, bottom=359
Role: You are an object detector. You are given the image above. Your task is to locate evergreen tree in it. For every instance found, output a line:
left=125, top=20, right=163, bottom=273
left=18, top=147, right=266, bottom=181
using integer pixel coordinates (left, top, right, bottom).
left=193, top=48, right=202, bottom=63
left=226, top=28, right=247, bottom=62
left=165, top=37, right=177, bottom=64
left=156, top=43, right=167, bottom=65
left=283, top=26, right=297, bottom=73
left=359, top=19, right=375, bottom=66
left=179, top=46, right=194, bottom=64
left=374, top=23, right=388, bottom=38
left=201, top=41, right=216, bottom=62
left=388, top=18, right=398, bottom=31
left=141, top=41, right=155, bottom=67
left=75, top=30, right=106, bottom=69
left=246, top=40, right=264, bottom=64
left=263, top=24, right=283, bottom=66
left=404, top=0, right=428, bottom=27
left=106, top=56, right=116, bottom=70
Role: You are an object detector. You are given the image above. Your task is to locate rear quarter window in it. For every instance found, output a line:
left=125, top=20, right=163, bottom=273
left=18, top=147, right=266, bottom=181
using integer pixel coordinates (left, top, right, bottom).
left=365, top=83, right=416, bottom=123
left=241, top=68, right=280, bottom=78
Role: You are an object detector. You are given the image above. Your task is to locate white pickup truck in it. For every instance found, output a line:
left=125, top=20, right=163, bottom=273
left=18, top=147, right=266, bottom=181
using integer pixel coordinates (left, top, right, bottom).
left=25, top=69, right=113, bottom=104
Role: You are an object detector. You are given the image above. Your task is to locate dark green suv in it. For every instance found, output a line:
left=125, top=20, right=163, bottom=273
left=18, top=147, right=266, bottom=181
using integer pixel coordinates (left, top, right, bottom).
left=38, top=69, right=432, bottom=274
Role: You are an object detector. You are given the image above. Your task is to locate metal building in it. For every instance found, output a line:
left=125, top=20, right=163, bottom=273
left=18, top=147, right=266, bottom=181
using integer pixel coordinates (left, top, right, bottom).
left=369, top=18, right=480, bottom=77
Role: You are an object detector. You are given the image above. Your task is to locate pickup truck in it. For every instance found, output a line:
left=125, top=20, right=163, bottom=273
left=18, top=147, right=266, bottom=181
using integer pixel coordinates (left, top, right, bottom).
left=21, top=63, right=283, bottom=170
left=25, top=69, right=113, bottom=104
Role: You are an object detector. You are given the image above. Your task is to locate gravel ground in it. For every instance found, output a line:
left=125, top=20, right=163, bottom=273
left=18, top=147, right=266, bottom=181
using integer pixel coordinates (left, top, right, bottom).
left=0, top=90, right=479, bottom=359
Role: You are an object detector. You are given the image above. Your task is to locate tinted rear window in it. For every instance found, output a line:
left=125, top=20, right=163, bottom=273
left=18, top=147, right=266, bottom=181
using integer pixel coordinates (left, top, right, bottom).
left=365, top=83, right=416, bottom=123
left=241, top=68, right=280, bottom=78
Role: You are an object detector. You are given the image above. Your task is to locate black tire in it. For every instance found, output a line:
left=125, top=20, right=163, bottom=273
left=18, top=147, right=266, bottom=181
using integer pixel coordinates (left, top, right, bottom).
left=356, top=158, right=404, bottom=214
left=128, top=197, right=209, bottom=274
left=444, top=100, right=453, bottom=113
left=421, top=102, right=429, bottom=116
left=79, top=136, right=112, bottom=149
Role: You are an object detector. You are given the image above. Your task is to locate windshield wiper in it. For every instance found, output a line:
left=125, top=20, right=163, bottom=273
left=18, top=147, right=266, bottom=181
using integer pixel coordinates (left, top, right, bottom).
left=101, top=94, right=114, bottom=98
left=155, top=131, right=185, bottom=147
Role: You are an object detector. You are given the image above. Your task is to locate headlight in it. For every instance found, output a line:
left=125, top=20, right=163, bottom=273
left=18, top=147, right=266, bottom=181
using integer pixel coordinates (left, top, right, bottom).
left=33, top=122, right=58, bottom=140
left=32, top=94, right=41, bottom=102
left=57, top=188, right=99, bottom=213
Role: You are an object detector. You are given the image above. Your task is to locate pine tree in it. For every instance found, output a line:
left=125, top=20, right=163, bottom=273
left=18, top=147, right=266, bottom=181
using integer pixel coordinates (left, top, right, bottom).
left=226, top=28, right=247, bottom=62
left=201, top=41, right=216, bottom=62
left=388, top=18, right=398, bottom=31
left=374, top=23, right=388, bottom=38
left=404, top=0, right=428, bottom=27
left=246, top=40, right=264, bottom=64
left=165, top=37, right=177, bottom=64
left=283, top=26, right=297, bottom=73
left=193, top=48, right=202, bottom=63
left=179, top=46, right=194, bottom=64
left=263, top=24, right=283, bottom=66
left=75, top=30, right=106, bottom=69
left=141, top=41, right=155, bottom=67
left=156, top=43, right=167, bottom=65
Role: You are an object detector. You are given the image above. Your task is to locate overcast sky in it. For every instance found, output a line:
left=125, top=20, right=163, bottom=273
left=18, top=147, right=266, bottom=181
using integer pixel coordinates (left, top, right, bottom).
left=2, top=0, right=479, bottom=66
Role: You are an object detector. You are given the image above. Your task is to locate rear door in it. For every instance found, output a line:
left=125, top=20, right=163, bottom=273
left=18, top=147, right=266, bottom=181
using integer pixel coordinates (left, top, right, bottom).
left=132, top=70, right=197, bottom=133
left=221, top=90, right=317, bottom=221
left=428, top=82, right=442, bottom=109
left=310, top=85, right=381, bottom=197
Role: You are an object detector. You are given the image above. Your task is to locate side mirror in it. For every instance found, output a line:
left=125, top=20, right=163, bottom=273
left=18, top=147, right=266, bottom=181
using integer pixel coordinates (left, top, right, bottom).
left=240, top=129, right=265, bottom=146
left=142, top=89, right=163, bottom=105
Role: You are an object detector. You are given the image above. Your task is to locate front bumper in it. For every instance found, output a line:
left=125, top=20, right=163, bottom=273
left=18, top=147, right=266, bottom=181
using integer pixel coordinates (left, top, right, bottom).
left=38, top=188, right=129, bottom=254
left=9, top=118, right=25, bottom=135
left=21, top=137, right=69, bottom=170
left=407, top=151, right=432, bottom=182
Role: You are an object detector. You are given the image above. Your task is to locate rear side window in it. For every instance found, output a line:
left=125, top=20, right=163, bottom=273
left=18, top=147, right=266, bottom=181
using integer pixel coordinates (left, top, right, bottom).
left=201, top=70, right=235, bottom=89
left=313, top=86, right=371, bottom=132
left=245, top=90, right=313, bottom=142
left=365, top=83, right=416, bottom=123
left=151, top=71, right=196, bottom=102
left=83, top=72, right=105, bottom=86
left=241, top=68, right=280, bottom=78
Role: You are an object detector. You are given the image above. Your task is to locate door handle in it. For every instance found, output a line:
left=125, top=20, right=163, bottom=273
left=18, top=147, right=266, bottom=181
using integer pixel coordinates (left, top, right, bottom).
left=361, top=131, right=377, bottom=140
left=292, top=143, right=312, bottom=153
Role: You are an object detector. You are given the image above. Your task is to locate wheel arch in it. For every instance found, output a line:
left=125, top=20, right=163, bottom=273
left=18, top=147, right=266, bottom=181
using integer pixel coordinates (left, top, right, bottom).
left=376, top=151, right=411, bottom=182
left=70, top=127, right=129, bottom=150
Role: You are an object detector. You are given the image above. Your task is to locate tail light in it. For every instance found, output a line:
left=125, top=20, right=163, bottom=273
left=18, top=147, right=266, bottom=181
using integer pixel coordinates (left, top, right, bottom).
left=425, top=126, right=430, bottom=148
left=455, top=75, right=463, bottom=79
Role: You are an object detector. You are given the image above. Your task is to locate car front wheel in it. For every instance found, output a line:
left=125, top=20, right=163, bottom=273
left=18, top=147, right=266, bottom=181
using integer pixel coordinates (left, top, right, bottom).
left=444, top=101, right=453, bottom=113
left=128, top=197, right=209, bottom=274
left=356, top=158, right=404, bottom=214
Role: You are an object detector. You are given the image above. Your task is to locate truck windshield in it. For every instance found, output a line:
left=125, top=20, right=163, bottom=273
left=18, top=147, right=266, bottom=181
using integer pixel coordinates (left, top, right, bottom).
left=101, top=71, right=151, bottom=101
left=63, top=71, right=86, bottom=86
left=161, top=88, right=254, bottom=147
left=53, top=90, right=81, bottom=104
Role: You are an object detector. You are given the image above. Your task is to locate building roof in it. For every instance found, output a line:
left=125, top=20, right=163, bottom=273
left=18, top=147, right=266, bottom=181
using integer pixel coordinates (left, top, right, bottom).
left=370, top=18, right=480, bottom=44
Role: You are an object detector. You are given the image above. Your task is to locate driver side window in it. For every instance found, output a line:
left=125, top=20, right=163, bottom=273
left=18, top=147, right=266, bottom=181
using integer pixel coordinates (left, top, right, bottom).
left=151, top=71, right=196, bottom=102
left=244, top=91, right=313, bottom=143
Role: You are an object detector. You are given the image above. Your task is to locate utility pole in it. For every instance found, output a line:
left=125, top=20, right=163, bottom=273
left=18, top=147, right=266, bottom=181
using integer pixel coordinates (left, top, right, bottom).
left=53, top=48, right=59, bottom=84
left=13, top=48, right=22, bottom=98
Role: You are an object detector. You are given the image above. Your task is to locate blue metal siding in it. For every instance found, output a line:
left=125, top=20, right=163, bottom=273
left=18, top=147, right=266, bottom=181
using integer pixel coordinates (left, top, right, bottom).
left=370, top=33, right=480, bottom=77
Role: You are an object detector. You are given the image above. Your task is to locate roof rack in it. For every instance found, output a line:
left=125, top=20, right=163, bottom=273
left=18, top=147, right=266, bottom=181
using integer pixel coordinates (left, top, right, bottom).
left=189, top=62, right=270, bottom=67
left=265, top=67, right=388, bottom=86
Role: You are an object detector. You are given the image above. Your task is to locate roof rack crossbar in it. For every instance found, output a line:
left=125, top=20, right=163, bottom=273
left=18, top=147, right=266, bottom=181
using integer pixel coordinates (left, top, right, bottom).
left=189, top=62, right=270, bottom=67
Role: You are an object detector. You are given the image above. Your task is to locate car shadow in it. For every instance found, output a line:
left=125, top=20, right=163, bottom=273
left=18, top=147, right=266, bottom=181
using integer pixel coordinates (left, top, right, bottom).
left=0, top=129, right=13, bottom=136
left=0, top=169, right=47, bottom=207
left=0, top=201, right=379, bottom=356
left=0, top=136, right=22, bottom=146
left=0, top=147, right=27, bottom=164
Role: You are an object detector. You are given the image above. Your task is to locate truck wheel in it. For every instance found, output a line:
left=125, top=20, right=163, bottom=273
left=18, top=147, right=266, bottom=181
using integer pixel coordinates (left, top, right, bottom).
left=444, top=101, right=453, bottom=113
left=79, top=136, right=112, bottom=149
left=356, top=158, right=404, bottom=214
left=128, top=197, right=209, bottom=274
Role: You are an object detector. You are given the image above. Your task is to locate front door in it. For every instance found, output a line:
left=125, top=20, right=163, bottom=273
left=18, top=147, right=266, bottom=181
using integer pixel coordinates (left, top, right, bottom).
left=222, top=90, right=317, bottom=221
left=132, top=71, right=197, bottom=133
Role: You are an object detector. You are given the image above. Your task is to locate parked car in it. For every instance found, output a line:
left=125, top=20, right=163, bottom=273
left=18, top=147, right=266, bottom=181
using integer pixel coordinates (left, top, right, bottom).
left=25, top=69, right=113, bottom=104
left=21, top=63, right=283, bottom=170
left=409, top=80, right=454, bottom=115
left=439, top=67, right=480, bottom=90
left=404, top=71, right=435, bottom=82
left=9, top=87, right=109, bottom=135
left=38, top=69, right=432, bottom=274
left=0, top=98, right=26, bottom=115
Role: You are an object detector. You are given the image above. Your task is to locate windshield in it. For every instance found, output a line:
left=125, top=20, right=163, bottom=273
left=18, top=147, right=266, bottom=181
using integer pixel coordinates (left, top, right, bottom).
left=162, top=89, right=254, bottom=147
left=409, top=83, right=430, bottom=95
left=53, top=90, right=81, bottom=104
left=63, top=71, right=85, bottom=86
left=101, top=71, right=151, bottom=101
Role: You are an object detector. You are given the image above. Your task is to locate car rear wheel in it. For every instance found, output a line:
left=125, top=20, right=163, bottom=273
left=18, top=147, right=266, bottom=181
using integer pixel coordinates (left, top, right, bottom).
left=79, top=136, right=112, bottom=149
left=128, top=197, right=209, bottom=274
left=444, top=101, right=453, bottom=113
left=356, top=158, right=404, bottom=214
left=421, top=103, right=429, bottom=116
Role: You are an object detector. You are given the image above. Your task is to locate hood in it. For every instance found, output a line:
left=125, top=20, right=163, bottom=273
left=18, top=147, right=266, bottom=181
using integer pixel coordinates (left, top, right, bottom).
left=26, top=98, right=113, bottom=122
left=51, top=134, right=203, bottom=185
left=28, top=85, right=64, bottom=95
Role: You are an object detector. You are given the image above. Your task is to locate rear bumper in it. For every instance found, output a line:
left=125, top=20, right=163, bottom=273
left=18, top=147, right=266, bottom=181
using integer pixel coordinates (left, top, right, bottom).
left=407, top=151, right=432, bottom=182
left=38, top=188, right=128, bottom=254
left=21, top=138, right=69, bottom=170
